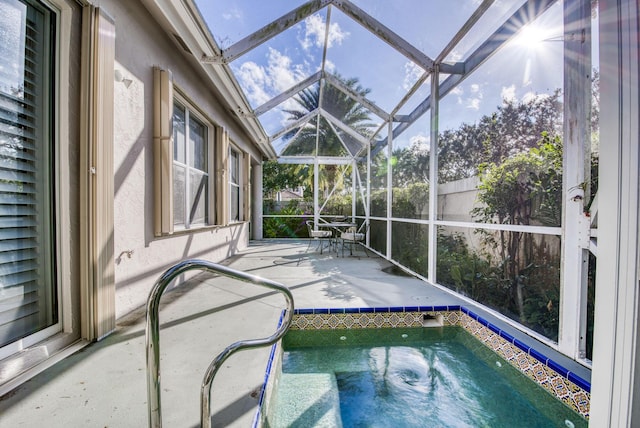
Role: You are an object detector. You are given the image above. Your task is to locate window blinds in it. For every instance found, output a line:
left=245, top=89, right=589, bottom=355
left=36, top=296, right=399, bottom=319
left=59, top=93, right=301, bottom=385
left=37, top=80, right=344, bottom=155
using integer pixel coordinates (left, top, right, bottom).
left=0, top=0, right=56, bottom=347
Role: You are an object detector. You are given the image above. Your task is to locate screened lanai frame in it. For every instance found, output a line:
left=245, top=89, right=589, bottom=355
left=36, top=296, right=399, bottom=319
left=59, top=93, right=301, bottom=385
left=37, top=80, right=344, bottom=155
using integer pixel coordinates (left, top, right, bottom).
left=192, top=0, right=597, bottom=365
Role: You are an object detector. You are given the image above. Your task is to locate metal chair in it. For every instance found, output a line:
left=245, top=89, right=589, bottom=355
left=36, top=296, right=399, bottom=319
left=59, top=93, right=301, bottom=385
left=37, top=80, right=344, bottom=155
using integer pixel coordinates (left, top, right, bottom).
left=338, top=221, right=369, bottom=257
left=306, top=220, right=332, bottom=254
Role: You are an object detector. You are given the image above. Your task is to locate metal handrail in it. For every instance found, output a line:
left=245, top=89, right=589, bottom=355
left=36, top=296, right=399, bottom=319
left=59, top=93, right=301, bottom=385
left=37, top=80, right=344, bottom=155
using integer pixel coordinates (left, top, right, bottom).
left=145, top=259, right=294, bottom=428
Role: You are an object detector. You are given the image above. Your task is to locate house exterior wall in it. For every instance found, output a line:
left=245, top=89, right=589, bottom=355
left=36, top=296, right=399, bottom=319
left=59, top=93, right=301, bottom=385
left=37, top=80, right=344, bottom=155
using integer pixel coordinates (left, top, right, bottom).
left=0, top=0, right=267, bottom=391
left=92, top=0, right=262, bottom=317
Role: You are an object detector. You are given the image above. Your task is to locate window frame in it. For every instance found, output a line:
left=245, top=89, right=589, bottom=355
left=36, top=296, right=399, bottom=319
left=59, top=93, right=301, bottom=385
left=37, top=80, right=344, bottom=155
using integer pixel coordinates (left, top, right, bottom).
left=229, top=145, right=243, bottom=223
left=0, top=0, right=71, bottom=360
left=171, top=95, right=215, bottom=231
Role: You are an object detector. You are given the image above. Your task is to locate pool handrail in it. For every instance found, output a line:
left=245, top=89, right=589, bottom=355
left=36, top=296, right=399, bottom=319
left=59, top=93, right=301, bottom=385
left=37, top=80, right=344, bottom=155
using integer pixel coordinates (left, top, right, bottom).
left=145, top=258, right=294, bottom=428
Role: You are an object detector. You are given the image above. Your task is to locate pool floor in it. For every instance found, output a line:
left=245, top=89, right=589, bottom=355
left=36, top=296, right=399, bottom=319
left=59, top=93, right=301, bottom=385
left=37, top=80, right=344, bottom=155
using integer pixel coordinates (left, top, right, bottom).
left=264, top=327, right=587, bottom=428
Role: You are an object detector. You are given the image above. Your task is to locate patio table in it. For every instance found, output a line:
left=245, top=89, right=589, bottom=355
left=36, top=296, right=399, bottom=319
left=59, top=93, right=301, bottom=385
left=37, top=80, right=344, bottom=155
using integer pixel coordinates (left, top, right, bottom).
left=318, top=222, right=357, bottom=253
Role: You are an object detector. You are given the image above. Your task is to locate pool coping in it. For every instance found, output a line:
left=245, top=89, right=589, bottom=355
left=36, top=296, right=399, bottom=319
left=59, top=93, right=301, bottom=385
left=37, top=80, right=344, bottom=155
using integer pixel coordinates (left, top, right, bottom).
left=253, top=305, right=590, bottom=426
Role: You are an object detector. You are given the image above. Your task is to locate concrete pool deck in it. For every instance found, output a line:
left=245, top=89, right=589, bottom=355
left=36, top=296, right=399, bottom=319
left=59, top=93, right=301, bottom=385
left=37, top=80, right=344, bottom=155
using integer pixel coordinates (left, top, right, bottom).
left=0, top=239, right=590, bottom=427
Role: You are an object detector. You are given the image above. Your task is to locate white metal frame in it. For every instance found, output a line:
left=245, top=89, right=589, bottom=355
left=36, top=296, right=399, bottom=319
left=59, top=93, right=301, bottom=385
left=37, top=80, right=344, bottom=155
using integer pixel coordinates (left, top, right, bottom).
left=140, top=0, right=640, bottom=422
left=589, top=0, right=640, bottom=424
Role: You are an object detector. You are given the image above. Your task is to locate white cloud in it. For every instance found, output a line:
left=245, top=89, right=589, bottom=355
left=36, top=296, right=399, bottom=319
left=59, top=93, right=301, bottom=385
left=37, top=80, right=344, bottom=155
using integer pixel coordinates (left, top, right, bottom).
left=300, top=14, right=349, bottom=51
left=409, top=133, right=430, bottom=151
left=451, top=87, right=464, bottom=105
left=447, top=49, right=463, bottom=62
left=450, top=86, right=463, bottom=96
left=236, top=48, right=310, bottom=107
left=266, top=48, right=302, bottom=92
left=466, top=98, right=481, bottom=110
left=453, top=83, right=482, bottom=110
left=324, top=59, right=336, bottom=73
left=301, top=15, right=324, bottom=50
left=236, top=61, right=270, bottom=105
left=403, top=61, right=424, bottom=91
left=522, top=91, right=550, bottom=104
left=501, top=85, right=517, bottom=103
left=326, top=21, right=348, bottom=47
left=222, top=6, right=242, bottom=21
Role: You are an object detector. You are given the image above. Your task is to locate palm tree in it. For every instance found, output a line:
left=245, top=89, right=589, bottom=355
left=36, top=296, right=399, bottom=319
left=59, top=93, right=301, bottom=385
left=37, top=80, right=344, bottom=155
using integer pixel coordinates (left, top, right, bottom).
left=281, top=76, right=375, bottom=156
left=280, top=76, right=376, bottom=203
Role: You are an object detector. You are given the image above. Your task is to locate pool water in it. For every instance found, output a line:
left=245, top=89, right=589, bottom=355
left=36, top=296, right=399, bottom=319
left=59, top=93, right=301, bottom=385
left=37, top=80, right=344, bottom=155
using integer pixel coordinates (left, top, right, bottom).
left=265, top=327, right=587, bottom=428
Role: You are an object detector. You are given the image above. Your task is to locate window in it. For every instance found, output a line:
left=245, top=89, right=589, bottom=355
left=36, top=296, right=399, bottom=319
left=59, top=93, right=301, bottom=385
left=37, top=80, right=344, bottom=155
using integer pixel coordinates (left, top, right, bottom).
left=229, top=148, right=241, bottom=222
left=153, top=70, right=216, bottom=235
left=173, top=102, right=210, bottom=229
left=0, top=0, right=57, bottom=348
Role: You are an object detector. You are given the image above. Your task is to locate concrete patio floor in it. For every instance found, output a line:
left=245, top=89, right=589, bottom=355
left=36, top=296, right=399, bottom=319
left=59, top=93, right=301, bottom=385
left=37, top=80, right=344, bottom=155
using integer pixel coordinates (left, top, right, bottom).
left=0, top=239, right=589, bottom=427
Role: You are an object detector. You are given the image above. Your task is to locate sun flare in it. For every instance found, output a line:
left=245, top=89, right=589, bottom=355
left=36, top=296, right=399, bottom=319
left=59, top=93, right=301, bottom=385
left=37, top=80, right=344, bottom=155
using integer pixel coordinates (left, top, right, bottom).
left=517, top=25, right=549, bottom=49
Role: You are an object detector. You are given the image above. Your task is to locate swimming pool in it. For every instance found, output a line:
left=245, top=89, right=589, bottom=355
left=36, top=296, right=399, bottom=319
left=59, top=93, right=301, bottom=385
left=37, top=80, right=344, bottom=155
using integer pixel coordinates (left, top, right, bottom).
left=255, top=306, right=590, bottom=427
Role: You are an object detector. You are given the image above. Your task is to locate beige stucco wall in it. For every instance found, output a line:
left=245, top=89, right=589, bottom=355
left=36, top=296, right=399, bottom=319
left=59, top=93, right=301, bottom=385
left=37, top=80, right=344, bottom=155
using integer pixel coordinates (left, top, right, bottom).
left=436, top=177, right=484, bottom=254
left=437, top=176, right=479, bottom=222
left=89, top=0, right=262, bottom=318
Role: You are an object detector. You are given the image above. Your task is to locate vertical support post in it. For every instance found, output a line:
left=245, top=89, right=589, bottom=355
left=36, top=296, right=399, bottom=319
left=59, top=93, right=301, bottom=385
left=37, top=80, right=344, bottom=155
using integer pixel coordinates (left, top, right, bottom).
left=313, top=160, right=319, bottom=227
left=428, top=66, right=439, bottom=284
left=558, top=0, right=591, bottom=360
left=386, top=121, right=393, bottom=258
left=366, top=141, right=371, bottom=247
left=351, top=159, right=357, bottom=221
left=313, top=114, right=321, bottom=227
left=590, top=0, right=640, bottom=425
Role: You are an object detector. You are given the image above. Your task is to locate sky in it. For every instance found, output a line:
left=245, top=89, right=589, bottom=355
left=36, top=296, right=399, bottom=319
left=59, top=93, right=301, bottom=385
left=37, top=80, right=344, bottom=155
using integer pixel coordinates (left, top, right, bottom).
left=194, top=0, right=596, bottom=153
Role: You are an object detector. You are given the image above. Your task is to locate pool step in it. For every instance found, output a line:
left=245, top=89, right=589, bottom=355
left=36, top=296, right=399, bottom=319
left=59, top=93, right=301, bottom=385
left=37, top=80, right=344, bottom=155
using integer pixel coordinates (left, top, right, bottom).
left=266, top=373, right=343, bottom=427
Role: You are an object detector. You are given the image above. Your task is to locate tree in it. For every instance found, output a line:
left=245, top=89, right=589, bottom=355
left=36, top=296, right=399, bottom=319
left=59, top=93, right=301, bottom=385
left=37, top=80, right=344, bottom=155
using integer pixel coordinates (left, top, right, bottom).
left=281, top=76, right=375, bottom=157
left=437, top=90, right=563, bottom=182
left=391, top=142, right=430, bottom=187
left=471, top=133, right=563, bottom=334
left=274, top=76, right=376, bottom=202
left=262, top=161, right=309, bottom=199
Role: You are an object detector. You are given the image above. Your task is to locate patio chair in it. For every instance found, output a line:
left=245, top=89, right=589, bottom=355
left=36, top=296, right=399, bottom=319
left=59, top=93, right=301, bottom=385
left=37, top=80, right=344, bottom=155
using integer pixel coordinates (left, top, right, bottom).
left=306, top=220, right=332, bottom=254
left=338, top=221, right=369, bottom=257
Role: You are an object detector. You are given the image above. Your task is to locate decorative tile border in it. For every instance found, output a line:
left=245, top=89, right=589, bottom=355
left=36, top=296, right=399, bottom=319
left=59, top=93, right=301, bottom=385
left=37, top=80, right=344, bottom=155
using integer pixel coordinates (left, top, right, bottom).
left=289, top=305, right=461, bottom=330
left=287, top=305, right=590, bottom=419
